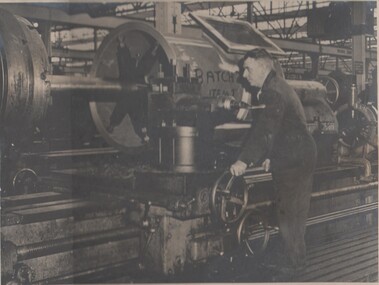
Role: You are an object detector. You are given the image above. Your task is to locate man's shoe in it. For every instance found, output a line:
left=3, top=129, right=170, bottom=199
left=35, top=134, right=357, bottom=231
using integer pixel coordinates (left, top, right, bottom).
left=259, top=263, right=297, bottom=282
left=294, top=263, right=307, bottom=273
left=272, top=266, right=297, bottom=282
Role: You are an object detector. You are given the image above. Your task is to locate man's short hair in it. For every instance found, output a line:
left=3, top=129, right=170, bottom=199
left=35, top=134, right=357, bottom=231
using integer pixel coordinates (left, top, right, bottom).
left=239, top=48, right=274, bottom=71
left=239, top=48, right=284, bottom=79
left=243, top=48, right=273, bottom=61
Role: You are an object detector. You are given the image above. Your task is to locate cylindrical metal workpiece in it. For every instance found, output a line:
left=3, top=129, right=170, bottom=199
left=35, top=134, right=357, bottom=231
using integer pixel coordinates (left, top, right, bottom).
left=174, top=126, right=198, bottom=170
left=158, top=126, right=198, bottom=173
left=48, top=75, right=149, bottom=97
left=48, top=75, right=123, bottom=96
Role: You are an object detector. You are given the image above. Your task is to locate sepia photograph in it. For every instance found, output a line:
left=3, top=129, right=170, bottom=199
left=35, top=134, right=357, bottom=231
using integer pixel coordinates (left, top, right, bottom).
left=0, top=0, right=377, bottom=283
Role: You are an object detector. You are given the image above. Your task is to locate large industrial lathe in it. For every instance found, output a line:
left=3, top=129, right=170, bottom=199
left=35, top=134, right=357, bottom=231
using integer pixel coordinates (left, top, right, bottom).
left=1, top=7, right=377, bottom=283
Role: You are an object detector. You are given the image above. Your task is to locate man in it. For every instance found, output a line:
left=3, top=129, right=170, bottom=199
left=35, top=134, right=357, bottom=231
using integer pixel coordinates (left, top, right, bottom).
left=230, top=48, right=317, bottom=277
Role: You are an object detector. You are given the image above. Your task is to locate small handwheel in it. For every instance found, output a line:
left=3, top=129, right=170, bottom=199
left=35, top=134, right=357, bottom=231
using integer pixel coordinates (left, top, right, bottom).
left=210, top=171, right=248, bottom=224
left=237, top=210, right=270, bottom=256
left=12, top=168, right=38, bottom=195
left=318, top=75, right=340, bottom=105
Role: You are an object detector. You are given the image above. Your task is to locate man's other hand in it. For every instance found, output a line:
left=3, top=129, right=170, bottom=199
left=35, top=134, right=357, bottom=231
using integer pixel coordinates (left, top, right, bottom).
left=230, top=160, right=248, bottom=176
left=262, top=159, right=270, bottom=172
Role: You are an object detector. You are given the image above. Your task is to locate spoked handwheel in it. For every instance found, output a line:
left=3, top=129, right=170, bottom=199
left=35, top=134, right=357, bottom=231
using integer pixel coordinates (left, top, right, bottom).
left=12, top=168, right=38, bottom=195
left=210, top=171, right=248, bottom=224
left=237, top=210, right=270, bottom=256
left=318, top=75, right=340, bottom=106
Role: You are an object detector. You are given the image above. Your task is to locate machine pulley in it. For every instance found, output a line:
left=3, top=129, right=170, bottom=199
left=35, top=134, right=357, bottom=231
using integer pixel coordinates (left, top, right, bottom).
left=210, top=171, right=248, bottom=224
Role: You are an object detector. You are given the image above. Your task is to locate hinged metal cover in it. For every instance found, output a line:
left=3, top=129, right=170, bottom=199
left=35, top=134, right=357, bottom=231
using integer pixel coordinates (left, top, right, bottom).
left=189, top=13, right=285, bottom=55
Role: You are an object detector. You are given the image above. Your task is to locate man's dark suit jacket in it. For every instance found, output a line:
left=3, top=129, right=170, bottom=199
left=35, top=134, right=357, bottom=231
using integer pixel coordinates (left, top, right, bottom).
left=238, top=70, right=315, bottom=172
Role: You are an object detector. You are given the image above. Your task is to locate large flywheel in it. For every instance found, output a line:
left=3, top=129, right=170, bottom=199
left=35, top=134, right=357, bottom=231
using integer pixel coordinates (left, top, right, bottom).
left=89, top=22, right=176, bottom=154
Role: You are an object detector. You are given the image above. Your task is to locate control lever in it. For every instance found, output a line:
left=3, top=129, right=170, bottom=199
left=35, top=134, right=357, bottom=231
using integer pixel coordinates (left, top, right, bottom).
left=139, top=201, right=158, bottom=269
left=218, top=97, right=266, bottom=111
left=178, top=197, right=196, bottom=209
left=141, top=201, right=152, bottom=228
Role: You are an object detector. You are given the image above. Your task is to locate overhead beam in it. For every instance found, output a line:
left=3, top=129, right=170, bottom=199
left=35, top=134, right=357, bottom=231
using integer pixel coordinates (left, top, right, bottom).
left=183, top=1, right=246, bottom=12
left=0, top=3, right=133, bottom=28
left=122, top=2, right=247, bottom=19
left=243, top=7, right=310, bottom=23
left=272, top=38, right=376, bottom=60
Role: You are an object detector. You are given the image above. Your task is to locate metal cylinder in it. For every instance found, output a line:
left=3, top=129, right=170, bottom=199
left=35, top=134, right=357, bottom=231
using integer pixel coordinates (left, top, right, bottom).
left=174, top=126, right=197, bottom=171
left=0, top=9, right=50, bottom=135
left=158, top=126, right=198, bottom=173
left=48, top=75, right=123, bottom=96
left=48, top=75, right=149, bottom=97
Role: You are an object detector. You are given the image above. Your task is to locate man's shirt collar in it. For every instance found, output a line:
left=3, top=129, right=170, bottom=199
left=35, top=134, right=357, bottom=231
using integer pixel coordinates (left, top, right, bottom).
left=256, top=70, right=276, bottom=101
left=261, top=70, right=277, bottom=91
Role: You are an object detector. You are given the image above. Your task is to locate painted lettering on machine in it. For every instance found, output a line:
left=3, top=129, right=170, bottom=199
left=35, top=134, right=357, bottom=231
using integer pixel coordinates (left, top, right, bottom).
left=194, top=68, right=240, bottom=98
left=169, top=42, right=243, bottom=100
